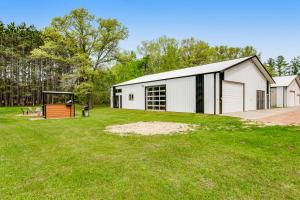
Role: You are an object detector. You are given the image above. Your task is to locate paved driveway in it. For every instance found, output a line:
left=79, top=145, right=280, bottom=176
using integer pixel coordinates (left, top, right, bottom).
left=223, top=107, right=300, bottom=125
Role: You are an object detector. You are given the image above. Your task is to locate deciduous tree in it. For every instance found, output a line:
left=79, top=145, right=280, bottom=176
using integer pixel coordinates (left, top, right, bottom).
left=31, top=8, right=128, bottom=106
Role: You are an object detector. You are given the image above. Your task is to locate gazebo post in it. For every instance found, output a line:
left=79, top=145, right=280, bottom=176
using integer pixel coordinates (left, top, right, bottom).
left=42, top=92, right=46, bottom=119
left=73, top=93, right=75, bottom=117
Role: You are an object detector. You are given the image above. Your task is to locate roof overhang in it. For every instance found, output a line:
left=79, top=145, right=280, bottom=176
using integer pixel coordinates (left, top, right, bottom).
left=294, top=76, right=300, bottom=87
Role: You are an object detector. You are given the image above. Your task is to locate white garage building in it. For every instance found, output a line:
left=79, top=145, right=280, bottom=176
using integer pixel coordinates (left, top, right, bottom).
left=270, top=75, right=300, bottom=107
left=111, top=55, right=275, bottom=114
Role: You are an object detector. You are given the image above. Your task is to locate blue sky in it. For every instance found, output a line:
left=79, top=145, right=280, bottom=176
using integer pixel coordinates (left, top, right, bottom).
left=1, top=0, right=300, bottom=61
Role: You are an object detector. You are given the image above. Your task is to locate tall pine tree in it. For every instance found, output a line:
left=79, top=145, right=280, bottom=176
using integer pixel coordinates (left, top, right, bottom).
left=275, top=55, right=288, bottom=76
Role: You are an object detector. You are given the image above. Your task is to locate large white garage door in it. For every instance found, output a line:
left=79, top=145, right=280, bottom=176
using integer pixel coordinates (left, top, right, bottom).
left=222, top=81, right=244, bottom=113
left=288, top=91, right=295, bottom=107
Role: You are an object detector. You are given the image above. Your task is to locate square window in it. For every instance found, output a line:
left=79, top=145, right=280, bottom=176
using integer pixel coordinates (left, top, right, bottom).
left=129, top=94, right=134, bottom=101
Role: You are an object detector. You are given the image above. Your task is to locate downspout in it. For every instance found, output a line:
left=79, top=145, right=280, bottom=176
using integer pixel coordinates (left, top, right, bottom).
left=284, top=87, right=286, bottom=107
left=214, top=73, right=216, bottom=114
left=266, top=80, right=269, bottom=109
left=112, top=86, right=116, bottom=108
left=219, top=71, right=224, bottom=114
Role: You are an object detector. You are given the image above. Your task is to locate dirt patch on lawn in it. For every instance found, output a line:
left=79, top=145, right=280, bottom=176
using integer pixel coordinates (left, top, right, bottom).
left=105, top=121, right=195, bottom=136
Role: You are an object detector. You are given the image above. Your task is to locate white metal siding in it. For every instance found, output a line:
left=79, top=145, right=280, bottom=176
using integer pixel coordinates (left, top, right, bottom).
left=113, top=60, right=272, bottom=114
left=116, top=84, right=145, bottom=110
left=114, top=76, right=196, bottom=113
left=204, top=74, right=214, bottom=114
left=165, top=77, right=196, bottom=112
left=224, top=60, right=267, bottom=111
left=222, top=81, right=243, bottom=113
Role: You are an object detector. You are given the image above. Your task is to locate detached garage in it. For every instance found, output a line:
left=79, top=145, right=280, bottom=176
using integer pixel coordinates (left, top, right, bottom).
left=271, top=75, right=300, bottom=107
left=111, top=55, right=274, bottom=114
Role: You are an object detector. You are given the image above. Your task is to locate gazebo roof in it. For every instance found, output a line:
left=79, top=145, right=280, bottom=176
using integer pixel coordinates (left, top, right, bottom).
left=42, top=91, right=74, bottom=95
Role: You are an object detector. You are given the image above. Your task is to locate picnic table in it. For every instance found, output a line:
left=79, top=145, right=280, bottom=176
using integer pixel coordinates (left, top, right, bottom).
left=20, top=107, right=42, bottom=116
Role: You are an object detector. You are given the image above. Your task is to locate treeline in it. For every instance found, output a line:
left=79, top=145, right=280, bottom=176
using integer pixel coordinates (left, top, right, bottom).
left=0, top=22, right=43, bottom=106
left=0, top=8, right=298, bottom=106
left=112, top=37, right=258, bottom=84
left=112, top=39, right=300, bottom=84
left=0, top=8, right=128, bottom=106
left=265, top=56, right=300, bottom=76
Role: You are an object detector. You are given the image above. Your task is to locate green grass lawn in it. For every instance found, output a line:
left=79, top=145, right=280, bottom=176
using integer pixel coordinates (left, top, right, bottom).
left=0, top=107, right=299, bottom=199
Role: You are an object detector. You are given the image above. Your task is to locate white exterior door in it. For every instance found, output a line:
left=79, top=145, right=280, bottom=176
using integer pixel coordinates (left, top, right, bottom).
left=115, top=94, right=122, bottom=108
left=222, top=81, right=244, bottom=113
left=270, top=88, right=277, bottom=107
left=288, top=91, right=295, bottom=107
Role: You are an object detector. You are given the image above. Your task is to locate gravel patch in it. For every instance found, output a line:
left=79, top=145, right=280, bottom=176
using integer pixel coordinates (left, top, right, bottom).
left=105, top=121, right=195, bottom=136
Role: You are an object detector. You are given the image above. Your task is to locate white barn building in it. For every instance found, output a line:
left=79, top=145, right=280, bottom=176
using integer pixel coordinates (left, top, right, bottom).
left=270, top=75, right=300, bottom=107
left=111, top=56, right=275, bottom=114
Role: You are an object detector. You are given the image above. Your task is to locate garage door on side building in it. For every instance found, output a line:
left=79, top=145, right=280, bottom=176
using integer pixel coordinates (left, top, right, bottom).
left=222, top=81, right=244, bottom=113
left=288, top=91, right=295, bottom=107
left=270, top=88, right=276, bottom=107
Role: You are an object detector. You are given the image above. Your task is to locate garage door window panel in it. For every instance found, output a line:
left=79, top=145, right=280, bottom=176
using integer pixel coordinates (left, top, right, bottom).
left=146, top=85, right=166, bottom=111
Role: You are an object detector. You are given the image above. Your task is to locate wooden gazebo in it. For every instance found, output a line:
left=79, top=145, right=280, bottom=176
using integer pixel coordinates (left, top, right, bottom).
left=42, top=91, right=75, bottom=119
